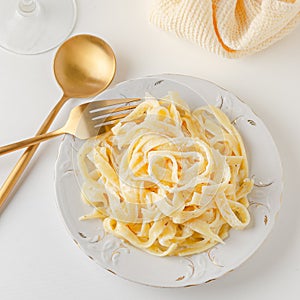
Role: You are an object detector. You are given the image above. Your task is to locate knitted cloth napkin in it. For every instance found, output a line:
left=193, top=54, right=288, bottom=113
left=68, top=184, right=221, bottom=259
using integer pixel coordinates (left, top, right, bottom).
left=150, top=0, right=300, bottom=58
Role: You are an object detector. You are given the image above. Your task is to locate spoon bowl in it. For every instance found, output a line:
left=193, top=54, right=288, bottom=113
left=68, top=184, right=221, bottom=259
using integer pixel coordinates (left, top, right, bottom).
left=54, top=34, right=116, bottom=98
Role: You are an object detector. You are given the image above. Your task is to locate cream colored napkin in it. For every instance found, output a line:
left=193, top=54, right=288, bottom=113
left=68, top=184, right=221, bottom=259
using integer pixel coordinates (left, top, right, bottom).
left=150, top=0, right=300, bottom=58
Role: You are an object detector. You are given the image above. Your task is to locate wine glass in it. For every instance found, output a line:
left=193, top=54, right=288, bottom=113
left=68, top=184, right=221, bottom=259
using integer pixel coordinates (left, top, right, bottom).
left=0, top=0, right=77, bottom=55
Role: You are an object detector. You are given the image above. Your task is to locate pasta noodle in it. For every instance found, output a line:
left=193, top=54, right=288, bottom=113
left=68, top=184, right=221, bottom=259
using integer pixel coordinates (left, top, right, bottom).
left=78, top=92, right=253, bottom=256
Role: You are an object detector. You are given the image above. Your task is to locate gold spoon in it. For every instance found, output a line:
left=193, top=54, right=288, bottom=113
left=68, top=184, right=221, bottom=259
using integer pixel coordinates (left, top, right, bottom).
left=0, top=34, right=116, bottom=212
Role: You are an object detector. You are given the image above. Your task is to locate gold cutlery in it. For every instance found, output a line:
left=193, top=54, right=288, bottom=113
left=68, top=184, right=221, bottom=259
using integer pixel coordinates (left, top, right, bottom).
left=0, top=98, right=141, bottom=155
left=0, top=34, right=116, bottom=211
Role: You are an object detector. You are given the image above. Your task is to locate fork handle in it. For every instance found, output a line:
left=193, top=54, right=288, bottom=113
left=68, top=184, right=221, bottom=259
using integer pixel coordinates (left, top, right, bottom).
left=0, top=128, right=64, bottom=156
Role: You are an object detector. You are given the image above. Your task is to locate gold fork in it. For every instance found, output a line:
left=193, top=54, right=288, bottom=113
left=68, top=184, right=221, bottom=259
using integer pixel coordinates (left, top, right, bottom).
left=0, top=98, right=141, bottom=156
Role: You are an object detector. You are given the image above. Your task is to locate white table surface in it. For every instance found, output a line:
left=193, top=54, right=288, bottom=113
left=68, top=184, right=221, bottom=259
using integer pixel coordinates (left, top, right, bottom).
left=0, top=1, right=300, bottom=299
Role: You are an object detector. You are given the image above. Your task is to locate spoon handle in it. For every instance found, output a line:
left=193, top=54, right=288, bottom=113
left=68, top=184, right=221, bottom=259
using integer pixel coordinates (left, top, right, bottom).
left=0, top=95, right=69, bottom=212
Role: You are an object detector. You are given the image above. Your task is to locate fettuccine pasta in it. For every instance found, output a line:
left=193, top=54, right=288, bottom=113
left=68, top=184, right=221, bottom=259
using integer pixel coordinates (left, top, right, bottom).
left=78, top=93, right=253, bottom=256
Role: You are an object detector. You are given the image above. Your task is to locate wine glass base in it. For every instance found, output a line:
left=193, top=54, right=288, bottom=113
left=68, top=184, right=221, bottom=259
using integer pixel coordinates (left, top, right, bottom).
left=0, top=0, right=77, bottom=55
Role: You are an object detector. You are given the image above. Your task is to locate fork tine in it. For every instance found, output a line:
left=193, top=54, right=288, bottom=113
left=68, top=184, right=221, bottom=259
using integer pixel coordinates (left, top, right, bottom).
left=93, top=112, right=131, bottom=128
left=74, top=98, right=142, bottom=140
left=87, top=98, right=141, bottom=113
left=90, top=104, right=138, bottom=120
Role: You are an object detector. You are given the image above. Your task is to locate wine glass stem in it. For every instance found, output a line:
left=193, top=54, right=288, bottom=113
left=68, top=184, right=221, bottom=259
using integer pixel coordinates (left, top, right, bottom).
left=18, top=0, right=37, bottom=14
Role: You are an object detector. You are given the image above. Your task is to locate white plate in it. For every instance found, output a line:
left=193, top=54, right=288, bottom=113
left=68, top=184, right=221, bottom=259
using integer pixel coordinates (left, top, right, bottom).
left=55, top=74, right=283, bottom=287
